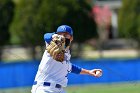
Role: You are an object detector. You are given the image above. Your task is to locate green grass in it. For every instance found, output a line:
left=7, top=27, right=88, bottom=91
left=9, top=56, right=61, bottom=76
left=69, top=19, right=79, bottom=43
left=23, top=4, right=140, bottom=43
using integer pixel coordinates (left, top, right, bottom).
left=0, top=82, right=140, bottom=93
left=65, top=83, right=140, bottom=93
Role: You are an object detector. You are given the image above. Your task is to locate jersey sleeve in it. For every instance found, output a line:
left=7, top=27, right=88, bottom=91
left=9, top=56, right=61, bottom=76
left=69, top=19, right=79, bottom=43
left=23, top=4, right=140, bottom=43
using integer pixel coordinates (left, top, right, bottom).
left=71, top=64, right=82, bottom=74
left=44, top=33, right=55, bottom=44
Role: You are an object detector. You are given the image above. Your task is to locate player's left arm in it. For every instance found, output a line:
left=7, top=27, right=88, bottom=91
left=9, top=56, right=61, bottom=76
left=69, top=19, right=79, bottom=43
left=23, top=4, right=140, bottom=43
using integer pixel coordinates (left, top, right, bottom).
left=80, top=68, right=102, bottom=77
left=71, top=64, right=102, bottom=77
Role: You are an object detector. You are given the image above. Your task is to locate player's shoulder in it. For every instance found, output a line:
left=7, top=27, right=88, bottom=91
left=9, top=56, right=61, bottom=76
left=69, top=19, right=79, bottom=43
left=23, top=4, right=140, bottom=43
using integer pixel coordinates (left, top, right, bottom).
left=44, top=32, right=55, bottom=43
left=65, top=50, right=71, bottom=61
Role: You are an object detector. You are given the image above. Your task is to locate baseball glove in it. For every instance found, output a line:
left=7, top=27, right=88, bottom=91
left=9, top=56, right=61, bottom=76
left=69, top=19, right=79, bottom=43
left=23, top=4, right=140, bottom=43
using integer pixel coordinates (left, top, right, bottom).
left=46, top=34, right=65, bottom=62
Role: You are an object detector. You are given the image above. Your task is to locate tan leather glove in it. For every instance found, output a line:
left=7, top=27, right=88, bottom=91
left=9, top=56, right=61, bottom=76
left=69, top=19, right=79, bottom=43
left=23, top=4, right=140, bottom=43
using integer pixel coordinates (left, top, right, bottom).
left=46, top=34, right=65, bottom=62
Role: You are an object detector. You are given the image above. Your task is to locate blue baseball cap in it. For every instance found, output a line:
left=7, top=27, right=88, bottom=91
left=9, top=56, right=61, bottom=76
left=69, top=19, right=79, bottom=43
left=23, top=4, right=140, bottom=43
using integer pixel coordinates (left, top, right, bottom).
left=56, top=25, right=73, bottom=36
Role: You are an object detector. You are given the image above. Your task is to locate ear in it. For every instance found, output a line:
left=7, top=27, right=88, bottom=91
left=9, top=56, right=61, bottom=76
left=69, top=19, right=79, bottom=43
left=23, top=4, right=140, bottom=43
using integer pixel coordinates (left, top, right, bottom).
left=70, top=36, right=73, bottom=42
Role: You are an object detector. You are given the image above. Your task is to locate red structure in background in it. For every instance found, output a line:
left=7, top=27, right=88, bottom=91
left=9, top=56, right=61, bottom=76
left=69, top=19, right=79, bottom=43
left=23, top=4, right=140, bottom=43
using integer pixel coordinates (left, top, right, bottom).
left=92, top=5, right=112, bottom=40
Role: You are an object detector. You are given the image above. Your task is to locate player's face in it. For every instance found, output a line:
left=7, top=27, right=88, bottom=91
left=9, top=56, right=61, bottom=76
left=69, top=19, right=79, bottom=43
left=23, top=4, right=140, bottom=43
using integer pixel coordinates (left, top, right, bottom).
left=57, top=32, right=73, bottom=42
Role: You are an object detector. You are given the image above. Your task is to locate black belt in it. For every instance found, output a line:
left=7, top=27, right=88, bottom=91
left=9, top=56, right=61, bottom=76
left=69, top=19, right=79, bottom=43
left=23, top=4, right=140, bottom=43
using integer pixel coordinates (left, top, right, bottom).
left=33, top=81, right=62, bottom=88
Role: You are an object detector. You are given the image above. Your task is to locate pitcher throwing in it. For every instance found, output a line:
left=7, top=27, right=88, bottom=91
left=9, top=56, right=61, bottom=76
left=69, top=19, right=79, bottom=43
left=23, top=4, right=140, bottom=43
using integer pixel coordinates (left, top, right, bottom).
left=31, top=25, right=102, bottom=93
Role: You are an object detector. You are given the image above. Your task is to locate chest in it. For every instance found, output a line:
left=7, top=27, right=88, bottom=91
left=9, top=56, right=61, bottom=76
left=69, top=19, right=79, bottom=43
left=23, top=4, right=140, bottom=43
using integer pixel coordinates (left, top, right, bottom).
left=52, top=60, right=70, bottom=71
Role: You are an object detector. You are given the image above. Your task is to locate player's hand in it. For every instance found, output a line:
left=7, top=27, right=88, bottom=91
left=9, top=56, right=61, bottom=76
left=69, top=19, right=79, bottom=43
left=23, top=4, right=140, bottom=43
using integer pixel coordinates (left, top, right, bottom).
left=89, top=69, right=102, bottom=77
left=46, top=34, right=65, bottom=62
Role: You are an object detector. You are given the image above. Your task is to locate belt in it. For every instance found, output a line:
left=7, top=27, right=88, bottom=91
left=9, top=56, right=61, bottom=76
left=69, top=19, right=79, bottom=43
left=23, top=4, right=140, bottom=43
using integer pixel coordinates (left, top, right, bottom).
left=33, top=81, right=62, bottom=88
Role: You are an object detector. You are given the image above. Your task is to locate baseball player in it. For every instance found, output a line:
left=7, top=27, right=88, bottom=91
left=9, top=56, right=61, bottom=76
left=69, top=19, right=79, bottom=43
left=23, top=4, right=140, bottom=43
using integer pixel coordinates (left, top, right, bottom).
left=31, top=25, right=102, bottom=93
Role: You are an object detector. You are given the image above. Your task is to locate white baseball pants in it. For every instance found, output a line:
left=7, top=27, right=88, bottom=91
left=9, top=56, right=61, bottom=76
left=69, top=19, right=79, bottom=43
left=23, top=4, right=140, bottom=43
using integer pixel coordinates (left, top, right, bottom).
left=31, top=84, right=66, bottom=93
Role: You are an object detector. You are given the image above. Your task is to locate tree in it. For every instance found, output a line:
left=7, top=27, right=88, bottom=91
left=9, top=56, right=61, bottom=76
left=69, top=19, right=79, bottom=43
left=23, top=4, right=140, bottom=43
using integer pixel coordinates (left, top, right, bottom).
left=11, top=0, right=97, bottom=45
left=10, top=0, right=70, bottom=59
left=0, top=0, right=14, bottom=45
left=10, top=0, right=70, bottom=46
left=0, top=0, right=15, bottom=60
left=10, top=0, right=97, bottom=59
left=10, top=0, right=43, bottom=45
left=62, top=0, right=97, bottom=43
left=118, top=0, right=140, bottom=43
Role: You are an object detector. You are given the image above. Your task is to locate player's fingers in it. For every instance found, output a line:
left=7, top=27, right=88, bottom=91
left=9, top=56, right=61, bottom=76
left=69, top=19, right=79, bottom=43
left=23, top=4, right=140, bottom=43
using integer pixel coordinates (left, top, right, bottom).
left=95, top=70, right=102, bottom=77
left=94, top=69, right=102, bottom=73
left=90, top=69, right=102, bottom=77
left=89, top=70, right=97, bottom=77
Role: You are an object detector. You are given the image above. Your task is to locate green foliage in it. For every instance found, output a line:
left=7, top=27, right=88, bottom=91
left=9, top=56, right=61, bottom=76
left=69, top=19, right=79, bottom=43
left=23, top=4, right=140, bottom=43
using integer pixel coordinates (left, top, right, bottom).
left=118, top=0, right=140, bottom=42
left=62, top=0, right=97, bottom=43
left=10, top=0, right=97, bottom=45
left=10, top=0, right=44, bottom=45
left=0, top=0, right=14, bottom=46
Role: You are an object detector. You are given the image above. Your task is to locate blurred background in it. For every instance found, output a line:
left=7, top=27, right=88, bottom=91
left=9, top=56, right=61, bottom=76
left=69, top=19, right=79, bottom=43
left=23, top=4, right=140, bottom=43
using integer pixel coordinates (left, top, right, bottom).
left=0, top=0, right=140, bottom=93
